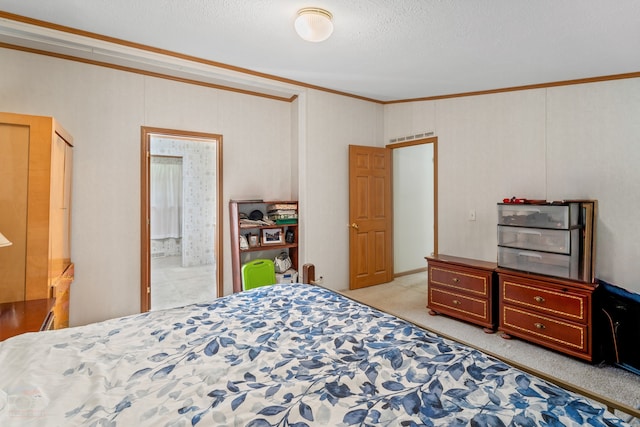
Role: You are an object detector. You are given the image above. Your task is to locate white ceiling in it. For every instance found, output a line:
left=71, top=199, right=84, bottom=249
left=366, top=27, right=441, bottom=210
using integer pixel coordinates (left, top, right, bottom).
left=0, top=0, right=639, bottom=102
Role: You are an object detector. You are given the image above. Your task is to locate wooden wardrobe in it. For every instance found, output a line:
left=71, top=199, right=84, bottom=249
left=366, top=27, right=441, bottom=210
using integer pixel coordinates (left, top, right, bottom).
left=0, top=112, right=74, bottom=338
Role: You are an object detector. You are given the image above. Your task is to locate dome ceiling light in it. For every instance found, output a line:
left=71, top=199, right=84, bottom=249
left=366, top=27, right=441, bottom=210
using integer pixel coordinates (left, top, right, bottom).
left=294, top=8, right=334, bottom=42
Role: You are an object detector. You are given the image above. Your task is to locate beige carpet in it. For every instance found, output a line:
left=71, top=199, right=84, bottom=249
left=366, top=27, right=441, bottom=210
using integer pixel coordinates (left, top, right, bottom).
left=342, top=272, right=640, bottom=425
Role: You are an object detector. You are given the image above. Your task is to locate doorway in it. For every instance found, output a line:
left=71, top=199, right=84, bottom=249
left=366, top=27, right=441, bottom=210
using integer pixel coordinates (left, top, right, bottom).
left=140, top=127, right=223, bottom=312
left=389, top=137, right=437, bottom=275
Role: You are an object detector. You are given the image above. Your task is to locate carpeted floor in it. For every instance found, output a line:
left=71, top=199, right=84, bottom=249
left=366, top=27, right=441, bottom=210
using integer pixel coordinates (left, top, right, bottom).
left=342, top=272, right=640, bottom=425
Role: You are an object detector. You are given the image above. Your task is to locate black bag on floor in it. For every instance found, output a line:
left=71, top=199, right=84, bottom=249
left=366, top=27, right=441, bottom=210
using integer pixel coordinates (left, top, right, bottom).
left=596, top=279, right=640, bottom=375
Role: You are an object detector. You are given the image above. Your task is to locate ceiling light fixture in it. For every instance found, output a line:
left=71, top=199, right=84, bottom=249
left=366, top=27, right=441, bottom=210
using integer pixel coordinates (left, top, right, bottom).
left=294, top=8, right=334, bottom=42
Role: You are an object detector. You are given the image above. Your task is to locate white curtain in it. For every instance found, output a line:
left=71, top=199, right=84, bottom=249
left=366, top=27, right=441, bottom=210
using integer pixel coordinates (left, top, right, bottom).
left=151, top=157, right=183, bottom=239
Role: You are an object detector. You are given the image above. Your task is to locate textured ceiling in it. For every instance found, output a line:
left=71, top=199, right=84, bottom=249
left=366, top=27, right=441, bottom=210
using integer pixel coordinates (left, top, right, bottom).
left=0, top=0, right=639, bottom=102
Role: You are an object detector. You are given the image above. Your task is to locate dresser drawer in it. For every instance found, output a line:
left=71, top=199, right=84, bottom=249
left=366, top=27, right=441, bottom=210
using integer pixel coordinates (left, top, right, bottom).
left=498, top=246, right=579, bottom=280
left=500, top=277, right=589, bottom=323
left=429, top=265, right=491, bottom=297
left=429, top=287, right=490, bottom=324
left=498, top=225, right=579, bottom=255
left=497, top=203, right=580, bottom=229
left=501, top=306, right=588, bottom=354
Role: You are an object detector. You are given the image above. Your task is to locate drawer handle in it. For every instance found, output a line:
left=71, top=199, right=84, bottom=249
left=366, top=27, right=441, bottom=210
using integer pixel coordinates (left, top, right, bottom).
left=534, top=296, right=545, bottom=303
left=518, top=230, right=542, bottom=236
left=452, top=277, right=460, bottom=283
left=517, top=251, right=542, bottom=259
left=534, top=322, right=545, bottom=330
left=452, top=300, right=461, bottom=305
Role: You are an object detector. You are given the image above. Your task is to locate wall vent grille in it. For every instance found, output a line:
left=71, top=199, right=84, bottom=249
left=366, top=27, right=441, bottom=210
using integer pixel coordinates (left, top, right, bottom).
left=389, top=131, right=434, bottom=144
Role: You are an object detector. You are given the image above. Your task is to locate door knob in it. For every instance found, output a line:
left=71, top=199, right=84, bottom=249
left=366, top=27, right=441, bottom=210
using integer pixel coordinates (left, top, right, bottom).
left=351, top=223, right=359, bottom=230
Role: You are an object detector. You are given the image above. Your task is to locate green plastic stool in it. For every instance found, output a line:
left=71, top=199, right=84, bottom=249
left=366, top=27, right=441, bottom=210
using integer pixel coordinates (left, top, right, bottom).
left=241, top=259, right=276, bottom=291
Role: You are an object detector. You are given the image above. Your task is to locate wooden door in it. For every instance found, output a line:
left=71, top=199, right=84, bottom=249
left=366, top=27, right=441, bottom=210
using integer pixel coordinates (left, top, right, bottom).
left=349, top=145, right=393, bottom=289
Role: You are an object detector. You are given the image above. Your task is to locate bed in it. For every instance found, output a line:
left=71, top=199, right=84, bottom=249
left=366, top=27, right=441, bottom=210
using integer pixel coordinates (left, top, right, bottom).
left=0, top=283, right=630, bottom=426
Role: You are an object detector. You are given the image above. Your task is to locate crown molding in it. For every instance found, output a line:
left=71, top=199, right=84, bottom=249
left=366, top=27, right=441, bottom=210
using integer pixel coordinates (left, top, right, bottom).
left=2, top=12, right=638, bottom=105
left=0, top=12, right=304, bottom=102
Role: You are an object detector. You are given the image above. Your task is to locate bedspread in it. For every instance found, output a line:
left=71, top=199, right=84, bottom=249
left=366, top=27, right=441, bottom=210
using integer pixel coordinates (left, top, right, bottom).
left=0, top=284, right=628, bottom=426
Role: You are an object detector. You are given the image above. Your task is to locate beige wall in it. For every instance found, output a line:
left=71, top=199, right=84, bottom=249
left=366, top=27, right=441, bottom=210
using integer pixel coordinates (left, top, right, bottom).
left=301, top=90, right=385, bottom=288
left=2, top=47, right=639, bottom=328
left=385, top=80, right=640, bottom=291
left=0, top=48, right=295, bottom=325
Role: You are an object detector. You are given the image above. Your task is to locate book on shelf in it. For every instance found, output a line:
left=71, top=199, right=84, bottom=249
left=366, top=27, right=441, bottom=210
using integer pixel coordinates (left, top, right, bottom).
left=268, top=212, right=297, bottom=222
left=239, top=218, right=275, bottom=228
left=267, top=203, right=297, bottom=212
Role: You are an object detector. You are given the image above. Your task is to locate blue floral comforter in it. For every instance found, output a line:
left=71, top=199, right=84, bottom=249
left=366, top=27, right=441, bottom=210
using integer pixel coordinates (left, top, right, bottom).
left=0, top=284, right=628, bottom=426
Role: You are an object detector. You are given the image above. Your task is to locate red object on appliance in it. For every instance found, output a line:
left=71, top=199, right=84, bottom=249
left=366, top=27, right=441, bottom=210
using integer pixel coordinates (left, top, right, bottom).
left=503, top=197, right=526, bottom=204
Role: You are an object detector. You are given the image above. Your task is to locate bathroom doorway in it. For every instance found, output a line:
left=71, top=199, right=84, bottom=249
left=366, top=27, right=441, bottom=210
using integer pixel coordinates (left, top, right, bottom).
left=140, top=127, right=223, bottom=312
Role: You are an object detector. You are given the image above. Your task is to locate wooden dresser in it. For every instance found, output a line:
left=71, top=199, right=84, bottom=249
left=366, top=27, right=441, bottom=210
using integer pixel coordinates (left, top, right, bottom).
left=497, top=268, right=597, bottom=361
left=426, top=255, right=498, bottom=332
left=0, top=113, right=74, bottom=339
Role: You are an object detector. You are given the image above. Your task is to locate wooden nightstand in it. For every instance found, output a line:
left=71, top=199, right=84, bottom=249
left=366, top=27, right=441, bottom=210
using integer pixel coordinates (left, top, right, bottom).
left=426, top=255, right=498, bottom=333
left=0, top=298, right=55, bottom=341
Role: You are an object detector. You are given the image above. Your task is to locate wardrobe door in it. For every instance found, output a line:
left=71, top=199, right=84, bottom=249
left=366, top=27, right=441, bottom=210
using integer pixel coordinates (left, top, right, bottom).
left=0, top=121, right=29, bottom=303
left=49, top=132, right=73, bottom=284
